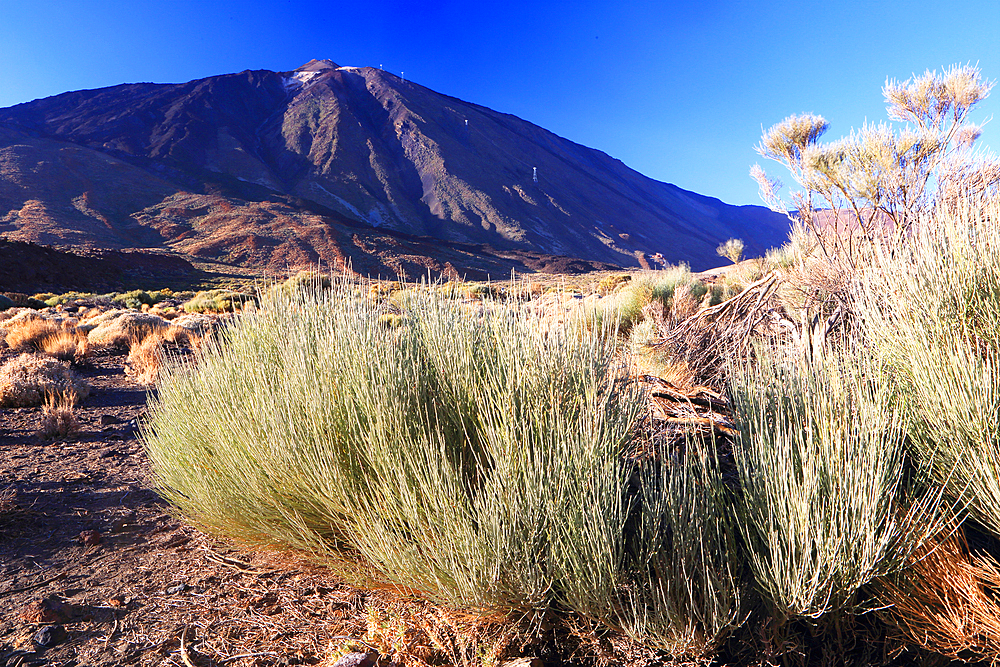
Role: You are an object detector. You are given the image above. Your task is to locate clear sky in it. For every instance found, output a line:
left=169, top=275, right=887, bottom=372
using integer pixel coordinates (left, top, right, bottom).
left=1, top=0, right=998, bottom=206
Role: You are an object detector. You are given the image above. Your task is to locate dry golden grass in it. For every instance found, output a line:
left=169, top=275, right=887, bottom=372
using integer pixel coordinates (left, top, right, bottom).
left=40, top=329, right=89, bottom=362
left=125, top=333, right=165, bottom=386
left=317, top=591, right=521, bottom=667
left=876, top=530, right=1000, bottom=662
left=37, top=392, right=79, bottom=440
left=163, top=324, right=200, bottom=348
left=122, top=322, right=202, bottom=386
left=0, top=353, right=90, bottom=407
left=5, top=317, right=62, bottom=352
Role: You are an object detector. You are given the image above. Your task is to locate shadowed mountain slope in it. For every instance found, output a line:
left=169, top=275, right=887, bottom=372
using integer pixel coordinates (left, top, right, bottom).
left=0, top=60, right=788, bottom=273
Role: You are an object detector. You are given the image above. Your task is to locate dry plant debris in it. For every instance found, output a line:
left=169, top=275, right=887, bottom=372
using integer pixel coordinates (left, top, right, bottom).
left=876, top=530, right=1000, bottom=663
left=660, top=271, right=781, bottom=385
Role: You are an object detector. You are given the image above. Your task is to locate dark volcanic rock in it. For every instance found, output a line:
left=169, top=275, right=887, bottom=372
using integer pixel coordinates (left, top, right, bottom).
left=31, top=625, right=66, bottom=649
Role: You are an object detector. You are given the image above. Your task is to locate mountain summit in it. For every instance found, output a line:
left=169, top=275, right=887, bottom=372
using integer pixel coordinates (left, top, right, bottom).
left=0, top=61, right=788, bottom=275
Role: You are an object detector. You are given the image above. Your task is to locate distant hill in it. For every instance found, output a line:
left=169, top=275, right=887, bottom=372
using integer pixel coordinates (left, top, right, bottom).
left=0, top=59, right=789, bottom=275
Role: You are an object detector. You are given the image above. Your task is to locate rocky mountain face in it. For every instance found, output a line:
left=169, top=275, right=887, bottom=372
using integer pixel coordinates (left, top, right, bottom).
left=0, top=59, right=789, bottom=275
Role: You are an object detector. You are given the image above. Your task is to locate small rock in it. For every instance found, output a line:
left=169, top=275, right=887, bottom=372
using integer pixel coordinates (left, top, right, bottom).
left=331, top=652, right=378, bottom=667
left=99, top=414, right=122, bottom=426
left=78, top=530, right=102, bottom=547
left=98, top=448, right=119, bottom=459
left=20, top=597, right=71, bottom=624
left=32, top=625, right=66, bottom=649
left=107, top=595, right=126, bottom=608
left=165, top=583, right=190, bottom=595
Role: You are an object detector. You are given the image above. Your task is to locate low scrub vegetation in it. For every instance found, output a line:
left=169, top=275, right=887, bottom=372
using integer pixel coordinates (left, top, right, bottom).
left=37, top=392, right=80, bottom=440
left=144, top=281, right=745, bottom=659
left=181, top=288, right=253, bottom=313
left=0, top=353, right=90, bottom=408
left=136, top=65, right=1000, bottom=666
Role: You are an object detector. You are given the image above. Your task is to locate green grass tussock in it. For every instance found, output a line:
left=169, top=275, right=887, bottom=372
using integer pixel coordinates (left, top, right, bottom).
left=182, top=288, right=253, bottom=313
left=729, top=341, right=943, bottom=623
left=142, top=281, right=743, bottom=658
left=856, top=196, right=1000, bottom=536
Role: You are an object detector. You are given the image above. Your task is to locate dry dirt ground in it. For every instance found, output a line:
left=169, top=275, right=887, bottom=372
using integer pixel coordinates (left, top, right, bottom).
left=0, top=345, right=545, bottom=667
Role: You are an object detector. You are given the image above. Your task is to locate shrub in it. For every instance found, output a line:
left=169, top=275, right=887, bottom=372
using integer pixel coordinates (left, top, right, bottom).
left=143, top=280, right=742, bottom=658
left=728, top=341, right=943, bottom=623
left=87, top=311, right=171, bottom=348
left=5, top=317, right=62, bottom=352
left=609, top=434, right=745, bottom=657
left=1, top=293, right=46, bottom=309
left=170, top=312, right=215, bottom=335
left=37, top=392, right=79, bottom=440
left=40, top=329, right=88, bottom=363
left=0, top=353, right=90, bottom=408
left=856, top=195, right=1000, bottom=537
left=125, top=333, right=165, bottom=386
left=42, top=292, right=96, bottom=307
left=752, top=64, right=999, bottom=266
left=182, top=289, right=253, bottom=313
left=716, top=238, right=745, bottom=264
left=112, top=290, right=156, bottom=310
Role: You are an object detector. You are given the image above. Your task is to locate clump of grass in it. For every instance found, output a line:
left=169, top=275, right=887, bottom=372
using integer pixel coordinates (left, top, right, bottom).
left=609, top=433, right=745, bottom=658
left=0, top=353, right=90, bottom=408
left=182, top=289, right=253, bottom=313
left=143, top=279, right=744, bottom=660
left=86, top=311, right=171, bottom=348
left=728, top=341, right=944, bottom=623
left=37, top=392, right=79, bottom=440
left=6, top=314, right=91, bottom=363
left=40, top=329, right=88, bottom=363
left=125, top=325, right=201, bottom=386
left=5, top=318, right=53, bottom=350
left=125, top=333, right=165, bottom=386
left=855, top=195, right=1000, bottom=538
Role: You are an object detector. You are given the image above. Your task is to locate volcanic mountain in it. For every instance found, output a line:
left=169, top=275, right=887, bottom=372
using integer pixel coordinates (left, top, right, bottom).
left=0, top=59, right=789, bottom=276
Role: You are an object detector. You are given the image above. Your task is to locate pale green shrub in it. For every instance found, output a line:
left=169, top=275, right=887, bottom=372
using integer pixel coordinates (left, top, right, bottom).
left=729, top=342, right=943, bottom=622
left=856, top=196, right=1000, bottom=536
left=143, top=280, right=743, bottom=658
left=182, top=289, right=252, bottom=313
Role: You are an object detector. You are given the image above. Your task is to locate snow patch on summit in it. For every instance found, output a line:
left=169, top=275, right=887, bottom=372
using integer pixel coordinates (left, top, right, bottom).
left=282, top=70, right=325, bottom=92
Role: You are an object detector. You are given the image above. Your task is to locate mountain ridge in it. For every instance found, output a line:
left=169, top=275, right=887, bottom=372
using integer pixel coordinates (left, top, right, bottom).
left=0, top=61, right=789, bottom=275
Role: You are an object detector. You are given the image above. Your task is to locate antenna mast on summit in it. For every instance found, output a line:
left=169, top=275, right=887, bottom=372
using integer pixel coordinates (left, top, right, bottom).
left=533, top=167, right=538, bottom=184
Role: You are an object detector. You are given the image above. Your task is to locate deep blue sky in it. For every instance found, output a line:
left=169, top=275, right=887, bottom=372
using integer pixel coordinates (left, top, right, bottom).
left=1, top=0, right=998, bottom=206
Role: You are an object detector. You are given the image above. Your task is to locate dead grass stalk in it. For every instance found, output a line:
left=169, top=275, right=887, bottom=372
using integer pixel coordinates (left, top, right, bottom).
left=876, top=530, right=1000, bottom=662
left=37, top=392, right=79, bottom=440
